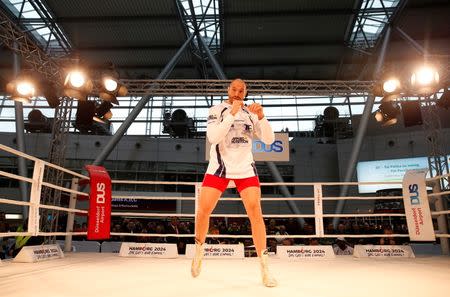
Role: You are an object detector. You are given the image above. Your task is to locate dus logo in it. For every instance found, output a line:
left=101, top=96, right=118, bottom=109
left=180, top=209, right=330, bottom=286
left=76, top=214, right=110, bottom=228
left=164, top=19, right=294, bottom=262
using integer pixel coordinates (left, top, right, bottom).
left=96, top=182, right=106, bottom=204
left=253, top=140, right=283, bottom=153
left=408, top=183, right=420, bottom=205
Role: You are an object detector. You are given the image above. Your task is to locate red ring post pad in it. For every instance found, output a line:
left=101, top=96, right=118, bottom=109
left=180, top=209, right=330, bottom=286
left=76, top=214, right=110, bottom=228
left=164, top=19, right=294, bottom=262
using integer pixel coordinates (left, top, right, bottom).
left=85, top=165, right=112, bottom=240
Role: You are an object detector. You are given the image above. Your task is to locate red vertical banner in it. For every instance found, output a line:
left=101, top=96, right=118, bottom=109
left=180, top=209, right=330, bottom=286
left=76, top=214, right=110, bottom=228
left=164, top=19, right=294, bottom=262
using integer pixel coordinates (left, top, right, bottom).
left=85, top=165, right=112, bottom=240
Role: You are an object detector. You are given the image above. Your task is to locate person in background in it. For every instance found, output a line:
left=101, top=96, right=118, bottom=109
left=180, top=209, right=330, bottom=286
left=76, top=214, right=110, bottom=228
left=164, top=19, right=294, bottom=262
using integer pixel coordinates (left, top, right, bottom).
left=333, top=237, right=354, bottom=255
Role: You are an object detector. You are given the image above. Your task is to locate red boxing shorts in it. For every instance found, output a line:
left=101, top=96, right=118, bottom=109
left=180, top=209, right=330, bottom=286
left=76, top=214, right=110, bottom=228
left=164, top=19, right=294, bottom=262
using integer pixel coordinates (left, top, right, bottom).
left=202, top=174, right=260, bottom=193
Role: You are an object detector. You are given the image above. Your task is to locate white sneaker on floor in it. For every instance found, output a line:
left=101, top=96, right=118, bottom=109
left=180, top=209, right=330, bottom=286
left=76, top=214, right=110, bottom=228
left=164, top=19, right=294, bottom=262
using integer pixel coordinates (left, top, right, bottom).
left=191, top=240, right=203, bottom=278
left=259, top=249, right=278, bottom=287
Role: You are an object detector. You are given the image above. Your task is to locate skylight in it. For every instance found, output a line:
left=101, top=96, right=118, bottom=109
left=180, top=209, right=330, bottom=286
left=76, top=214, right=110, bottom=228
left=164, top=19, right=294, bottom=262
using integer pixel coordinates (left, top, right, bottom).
left=178, top=0, right=222, bottom=55
left=1, top=0, right=71, bottom=56
left=349, top=0, right=400, bottom=50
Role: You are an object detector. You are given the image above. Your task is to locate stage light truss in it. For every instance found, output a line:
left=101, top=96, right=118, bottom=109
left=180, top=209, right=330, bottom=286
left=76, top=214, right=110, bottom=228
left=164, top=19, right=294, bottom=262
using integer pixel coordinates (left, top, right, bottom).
left=121, top=80, right=375, bottom=97
left=1, top=6, right=69, bottom=241
left=0, top=6, right=64, bottom=83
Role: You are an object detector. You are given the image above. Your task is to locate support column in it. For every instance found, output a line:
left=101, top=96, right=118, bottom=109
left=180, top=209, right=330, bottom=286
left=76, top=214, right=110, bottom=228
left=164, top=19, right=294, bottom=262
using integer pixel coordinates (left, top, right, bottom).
left=187, top=0, right=204, bottom=54
left=93, top=34, right=194, bottom=166
left=197, top=35, right=226, bottom=80
left=333, top=26, right=392, bottom=227
left=13, top=42, right=29, bottom=219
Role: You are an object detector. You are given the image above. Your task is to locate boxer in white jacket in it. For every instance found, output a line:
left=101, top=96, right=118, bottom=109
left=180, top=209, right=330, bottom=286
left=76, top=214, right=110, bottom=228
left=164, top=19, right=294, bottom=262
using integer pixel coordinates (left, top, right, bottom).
left=191, top=79, right=277, bottom=287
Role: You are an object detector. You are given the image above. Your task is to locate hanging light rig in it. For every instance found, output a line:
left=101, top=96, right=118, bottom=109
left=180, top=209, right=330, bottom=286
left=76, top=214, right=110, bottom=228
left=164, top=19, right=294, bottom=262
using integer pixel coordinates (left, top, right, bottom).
left=99, top=68, right=128, bottom=105
left=63, top=69, right=93, bottom=100
left=6, top=75, right=36, bottom=104
left=372, top=64, right=443, bottom=127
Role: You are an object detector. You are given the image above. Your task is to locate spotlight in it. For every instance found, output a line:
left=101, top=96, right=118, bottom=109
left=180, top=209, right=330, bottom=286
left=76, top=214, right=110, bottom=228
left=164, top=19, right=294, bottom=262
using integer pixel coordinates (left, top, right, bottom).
left=410, top=66, right=439, bottom=94
left=374, top=101, right=400, bottom=126
left=372, top=77, right=401, bottom=98
left=103, top=77, right=118, bottom=92
left=64, top=69, right=93, bottom=100
left=93, top=101, right=113, bottom=123
left=99, top=69, right=127, bottom=105
left=382, top=78, right=400, bottom=94
left=437, top=89, right=450, bottom=109
left=6, top=76, right=36, bottom=104
left=68, top=71, right=85, bottom=88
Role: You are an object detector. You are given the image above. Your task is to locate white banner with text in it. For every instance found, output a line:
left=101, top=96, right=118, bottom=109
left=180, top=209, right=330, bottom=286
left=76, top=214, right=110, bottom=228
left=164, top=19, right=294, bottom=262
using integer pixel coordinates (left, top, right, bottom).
left=13, top=244, right=64, bottom=263
left=119, top=243, right=178, bottom=258
left=185, top=244, right=245, bottom=259
left=353, top=245, right=415, bottom=258
left=277, top=245, right=335, bottom=260
left=402, top=169, right=435, bottom=241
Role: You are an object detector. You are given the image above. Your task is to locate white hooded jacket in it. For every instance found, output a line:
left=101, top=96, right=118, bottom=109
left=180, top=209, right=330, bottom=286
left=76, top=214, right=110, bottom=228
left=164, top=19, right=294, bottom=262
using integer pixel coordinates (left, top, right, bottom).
left=205, top=101, right=275, bottom=178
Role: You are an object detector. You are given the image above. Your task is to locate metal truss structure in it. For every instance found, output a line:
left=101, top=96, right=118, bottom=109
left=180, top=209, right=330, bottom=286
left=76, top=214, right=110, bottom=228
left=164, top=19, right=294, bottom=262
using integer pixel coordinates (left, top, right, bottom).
left=0, top=0, right=71, bottom=56
left=40, top=96, right=74, bottom=236
left=0, top=4, right=63, bottom=81
left=176, top=0, right=223, bottom=58
left=1, top=4, right=71, bottom=240
left=421, top=96, right=450, bottom=191
left=122, top=79, right=375, bottom=96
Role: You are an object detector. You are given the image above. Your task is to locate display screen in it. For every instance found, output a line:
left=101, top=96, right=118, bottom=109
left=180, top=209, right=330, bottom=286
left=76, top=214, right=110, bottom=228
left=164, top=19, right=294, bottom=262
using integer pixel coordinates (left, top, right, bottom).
left=356, top=157, right=430, bottom=193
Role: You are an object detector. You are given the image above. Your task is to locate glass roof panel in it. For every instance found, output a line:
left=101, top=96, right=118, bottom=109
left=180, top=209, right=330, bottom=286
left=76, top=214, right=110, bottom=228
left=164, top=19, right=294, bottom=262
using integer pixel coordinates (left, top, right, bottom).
left=349, top=0, right=400, bottom=50
left=1, top=0, right=71, bottom=55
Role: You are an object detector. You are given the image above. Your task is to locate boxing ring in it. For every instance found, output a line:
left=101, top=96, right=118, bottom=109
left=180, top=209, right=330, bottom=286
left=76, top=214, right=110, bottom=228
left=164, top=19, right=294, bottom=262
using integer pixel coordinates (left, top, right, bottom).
left=1, top=143, right=449, bottom=297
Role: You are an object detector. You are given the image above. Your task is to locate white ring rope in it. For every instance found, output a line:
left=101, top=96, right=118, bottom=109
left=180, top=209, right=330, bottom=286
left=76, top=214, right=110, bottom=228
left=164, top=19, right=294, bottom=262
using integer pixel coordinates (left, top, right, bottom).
left=322, top=213, right=406, bottom=218
left=0, top=232, right=417, bottom=239
left=211, top=214, right=317, bottom=218
left=111, top=212, right=195, bottom=217
left=42, top=181, right=89, bottom=197
left=110, top=196, right=405, bottom=201
left=428, top=190, right=450, bottom=197
left=37, top=232, right=87, bottom=236
left=112, top=180, right=197, bottom=185
left=0, top=144, right=88, bottom=180
left=39, top=204, right=88, bottom=214
left=103, top=233, right=412, bottom=239
left=0, top=197, right=32, bottom=207
left=0, top=232, right=34, bottom=237
left=0, top=170, right=33, bottom=183
left=112, top=195, right=196, bottom=201
left=109, top=212, right=405, bottom=219
left=111, top=180, right=403, bottom=186
left=322, top=196, right=403, bottom=200
left=432, top=210, right=450, bottom=215
left=262, top=181, right=402, bottom=186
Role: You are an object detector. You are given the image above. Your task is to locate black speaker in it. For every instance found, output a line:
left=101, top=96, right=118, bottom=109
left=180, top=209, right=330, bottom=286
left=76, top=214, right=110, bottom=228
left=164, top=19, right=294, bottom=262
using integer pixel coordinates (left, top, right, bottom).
left=401, top=101, right=422, bottom=127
